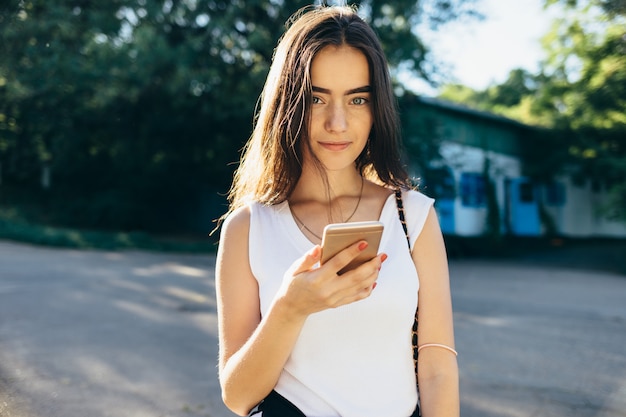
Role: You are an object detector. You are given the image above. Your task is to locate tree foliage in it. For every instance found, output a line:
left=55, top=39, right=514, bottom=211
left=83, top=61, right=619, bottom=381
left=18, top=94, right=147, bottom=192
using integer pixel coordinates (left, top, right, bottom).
left=0, top=0, right=477, bottom=233
left=439, top=0, right=626, bottom=220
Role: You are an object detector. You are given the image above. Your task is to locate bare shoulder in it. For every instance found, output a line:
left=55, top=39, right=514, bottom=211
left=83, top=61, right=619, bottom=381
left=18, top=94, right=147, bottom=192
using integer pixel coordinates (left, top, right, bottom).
left=219, top=205, right=251, bottom=242
left=360, top=180, right=395, bottom=218
left=368, top=181, right=395, bottom=201
left=216, top=205, right=253, bottom=281
left=216, top=205, right=257, bottom=306
left=414, top=205, right=444, bottom=251
left=412, top=205, right=448, bottom=288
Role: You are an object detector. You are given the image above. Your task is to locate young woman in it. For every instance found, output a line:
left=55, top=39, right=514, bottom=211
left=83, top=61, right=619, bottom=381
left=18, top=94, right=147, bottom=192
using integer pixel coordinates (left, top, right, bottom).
left=215, top=5, right=458, bottom=417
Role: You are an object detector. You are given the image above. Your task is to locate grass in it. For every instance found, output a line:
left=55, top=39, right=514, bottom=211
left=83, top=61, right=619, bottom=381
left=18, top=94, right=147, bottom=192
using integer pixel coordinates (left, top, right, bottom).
left=0, top=207, right=217, bottom=253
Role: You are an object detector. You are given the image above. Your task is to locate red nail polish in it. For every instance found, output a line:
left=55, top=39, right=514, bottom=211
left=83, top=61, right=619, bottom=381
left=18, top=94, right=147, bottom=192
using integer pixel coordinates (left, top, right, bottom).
left=381, top=253, right=388, bottom=262
left=358, top=241, right=368, bottom=251
left=372, top=282, right=378, bottom=290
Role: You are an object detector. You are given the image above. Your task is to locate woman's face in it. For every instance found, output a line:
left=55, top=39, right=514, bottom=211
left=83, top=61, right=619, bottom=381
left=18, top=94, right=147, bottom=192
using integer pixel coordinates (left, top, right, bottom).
left=306, top=45, right=373, bottom=173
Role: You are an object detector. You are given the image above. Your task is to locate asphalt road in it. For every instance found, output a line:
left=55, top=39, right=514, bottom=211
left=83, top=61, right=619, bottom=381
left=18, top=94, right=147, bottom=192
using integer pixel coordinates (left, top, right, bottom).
left=1, top=240, right=625, bottom=417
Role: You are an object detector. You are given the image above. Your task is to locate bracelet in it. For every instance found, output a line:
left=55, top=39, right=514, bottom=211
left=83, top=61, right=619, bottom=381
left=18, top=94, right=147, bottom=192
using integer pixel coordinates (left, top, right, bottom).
left=417, top=343, right=458, bottom=356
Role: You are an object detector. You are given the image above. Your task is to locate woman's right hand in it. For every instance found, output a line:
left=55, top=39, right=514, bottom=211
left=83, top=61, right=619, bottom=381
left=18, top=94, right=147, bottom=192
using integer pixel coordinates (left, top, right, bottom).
left=274, top=241, right=387, bottom=318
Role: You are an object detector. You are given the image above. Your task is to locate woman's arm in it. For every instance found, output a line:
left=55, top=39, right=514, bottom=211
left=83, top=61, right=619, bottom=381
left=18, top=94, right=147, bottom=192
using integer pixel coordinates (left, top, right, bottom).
left=216, top=207, right=302, bottom=415
left=412, top=206, right=459, bottom=417
left=216, top=207, right=384, bottom=415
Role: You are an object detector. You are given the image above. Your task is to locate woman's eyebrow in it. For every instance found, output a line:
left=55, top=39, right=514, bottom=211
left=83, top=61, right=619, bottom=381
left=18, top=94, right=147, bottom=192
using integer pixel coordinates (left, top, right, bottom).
left=312, top=85, right=371, bottom=95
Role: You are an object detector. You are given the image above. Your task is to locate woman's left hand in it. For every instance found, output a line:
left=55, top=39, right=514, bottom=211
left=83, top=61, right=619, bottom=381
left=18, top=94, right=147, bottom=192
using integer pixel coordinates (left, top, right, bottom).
left=274, top=242, right=386, bottom=319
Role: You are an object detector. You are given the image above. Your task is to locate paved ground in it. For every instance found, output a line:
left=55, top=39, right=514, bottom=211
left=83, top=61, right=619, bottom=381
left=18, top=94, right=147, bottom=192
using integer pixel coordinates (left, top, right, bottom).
left=1, top=239, right=625, bottom=417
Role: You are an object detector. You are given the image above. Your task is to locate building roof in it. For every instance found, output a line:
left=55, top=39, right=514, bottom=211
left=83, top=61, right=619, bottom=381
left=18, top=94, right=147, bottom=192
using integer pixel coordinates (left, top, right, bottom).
left=410, top=95, right=536, bottom=131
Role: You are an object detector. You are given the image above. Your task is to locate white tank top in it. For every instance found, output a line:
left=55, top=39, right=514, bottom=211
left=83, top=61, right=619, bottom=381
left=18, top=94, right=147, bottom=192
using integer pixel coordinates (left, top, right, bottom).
left=248, top=190, right=434, bottom=417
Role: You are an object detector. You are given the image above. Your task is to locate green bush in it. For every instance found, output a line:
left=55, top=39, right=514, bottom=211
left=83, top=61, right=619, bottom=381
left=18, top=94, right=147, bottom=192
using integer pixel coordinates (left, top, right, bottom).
left=0, top=206, right=216, bottom=253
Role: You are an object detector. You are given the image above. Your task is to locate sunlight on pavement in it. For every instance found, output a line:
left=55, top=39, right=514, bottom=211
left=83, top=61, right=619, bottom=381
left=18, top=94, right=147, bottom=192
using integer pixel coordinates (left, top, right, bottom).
left=463, top=396, right=528, bottom=417
left=162, top=285, right=208, bottom=304
left=601, top=377, right=626, bottom=417
left=457, top=312, right=511, bottom=327
left=114, top=299, right=174, bottom=323
left=76, top=356, right=128, bottom=386
left=132, top=263, right=208, bottom=278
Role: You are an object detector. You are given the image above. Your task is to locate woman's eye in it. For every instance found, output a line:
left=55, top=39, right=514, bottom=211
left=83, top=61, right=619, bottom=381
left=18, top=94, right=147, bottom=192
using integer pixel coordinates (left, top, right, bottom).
left=312, top=96, right=322, bottom=104
left=352, top=97, right=368, bottom=105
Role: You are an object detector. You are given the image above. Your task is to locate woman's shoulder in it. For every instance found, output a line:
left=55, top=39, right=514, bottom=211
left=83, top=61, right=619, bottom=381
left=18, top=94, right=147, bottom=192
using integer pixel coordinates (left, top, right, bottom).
left=220, top=205, right=252, bottom=238
left=399, top=188, right=435, bottom=244
left=403, top=187, right=435, bottom=207
left=366, top=183, right=434, bottom=214
left=221, top=201, right=287, bottom=234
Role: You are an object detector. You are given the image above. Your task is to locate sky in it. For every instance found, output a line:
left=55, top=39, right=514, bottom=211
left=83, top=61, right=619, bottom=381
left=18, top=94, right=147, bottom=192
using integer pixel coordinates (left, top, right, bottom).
left=407, top=0, right=562, bottom=95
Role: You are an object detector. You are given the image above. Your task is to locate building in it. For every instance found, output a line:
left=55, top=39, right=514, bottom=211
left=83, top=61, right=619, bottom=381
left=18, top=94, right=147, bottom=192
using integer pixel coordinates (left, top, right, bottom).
left=400, top=95, right=626, bottom=238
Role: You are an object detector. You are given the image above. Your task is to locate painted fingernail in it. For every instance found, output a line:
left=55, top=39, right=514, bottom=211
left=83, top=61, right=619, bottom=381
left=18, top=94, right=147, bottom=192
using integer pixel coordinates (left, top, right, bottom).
left=372, top=282, right=378, bottom=290
left=358, top=241, right=368, bottom=251
left=381, top=253, right=388, bottom=262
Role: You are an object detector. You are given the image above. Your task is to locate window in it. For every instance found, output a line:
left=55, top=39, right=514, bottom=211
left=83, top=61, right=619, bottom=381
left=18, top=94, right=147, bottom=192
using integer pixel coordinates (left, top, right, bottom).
left=519, top=182, right=535, bottom=203
left=460, top=172, right=486, bottom=207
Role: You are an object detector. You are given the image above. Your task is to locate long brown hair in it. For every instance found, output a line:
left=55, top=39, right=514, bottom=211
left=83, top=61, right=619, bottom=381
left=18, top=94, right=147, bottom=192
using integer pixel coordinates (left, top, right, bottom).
left=226, top=5, right=409, bottom=216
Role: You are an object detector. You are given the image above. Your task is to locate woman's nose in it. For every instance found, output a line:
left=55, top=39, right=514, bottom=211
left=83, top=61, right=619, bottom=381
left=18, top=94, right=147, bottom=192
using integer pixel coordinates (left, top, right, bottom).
left=325, top=104, right=348, bottom=132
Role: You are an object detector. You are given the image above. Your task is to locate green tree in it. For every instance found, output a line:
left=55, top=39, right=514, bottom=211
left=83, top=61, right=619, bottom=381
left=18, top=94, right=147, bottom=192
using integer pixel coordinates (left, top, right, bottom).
left=534, top=0, right=626, bottom=218
left=438, top=0, right=626, bottom=220
left=438, top=69, right=554, bottom=126
left=0, top=0, right=478, bottom=233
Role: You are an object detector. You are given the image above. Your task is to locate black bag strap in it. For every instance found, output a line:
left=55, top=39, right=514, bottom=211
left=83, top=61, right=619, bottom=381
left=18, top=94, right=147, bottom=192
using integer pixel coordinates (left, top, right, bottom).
left=395, top=189, right=411, bottom=249
left=394, top=189, right=420, bottom=387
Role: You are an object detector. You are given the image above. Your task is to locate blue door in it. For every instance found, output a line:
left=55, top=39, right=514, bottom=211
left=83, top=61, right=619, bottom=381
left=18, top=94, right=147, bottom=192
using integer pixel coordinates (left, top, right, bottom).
left=508, top=178, right=541, bottom=236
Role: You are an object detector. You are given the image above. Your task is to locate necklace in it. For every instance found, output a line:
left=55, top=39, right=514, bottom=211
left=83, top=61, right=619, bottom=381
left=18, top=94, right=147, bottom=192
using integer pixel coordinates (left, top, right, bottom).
left=290, top=177, right=364, bottom=241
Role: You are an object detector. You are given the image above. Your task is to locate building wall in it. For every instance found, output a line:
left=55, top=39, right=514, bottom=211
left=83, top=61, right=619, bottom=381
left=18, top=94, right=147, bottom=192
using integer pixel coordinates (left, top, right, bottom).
left=438, top=142, right=522, bottom=236
left=402, top=96, right=626, bottom=238
left=543, top=177, right=626, bottom=237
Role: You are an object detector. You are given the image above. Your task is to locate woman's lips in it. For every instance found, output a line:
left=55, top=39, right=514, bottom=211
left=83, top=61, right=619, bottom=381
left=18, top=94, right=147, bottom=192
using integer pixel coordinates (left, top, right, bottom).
left=319, top=141, right=350, bottom=151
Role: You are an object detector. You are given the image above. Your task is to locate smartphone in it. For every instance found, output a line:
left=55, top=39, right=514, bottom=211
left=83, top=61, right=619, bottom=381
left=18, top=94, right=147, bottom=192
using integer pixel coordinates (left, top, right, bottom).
left=320, top=221, right=384, bottom=274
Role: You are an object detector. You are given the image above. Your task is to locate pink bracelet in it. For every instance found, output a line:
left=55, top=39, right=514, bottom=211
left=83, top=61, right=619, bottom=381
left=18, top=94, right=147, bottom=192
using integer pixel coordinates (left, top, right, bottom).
left=417, top=343, right=458, bottom=356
